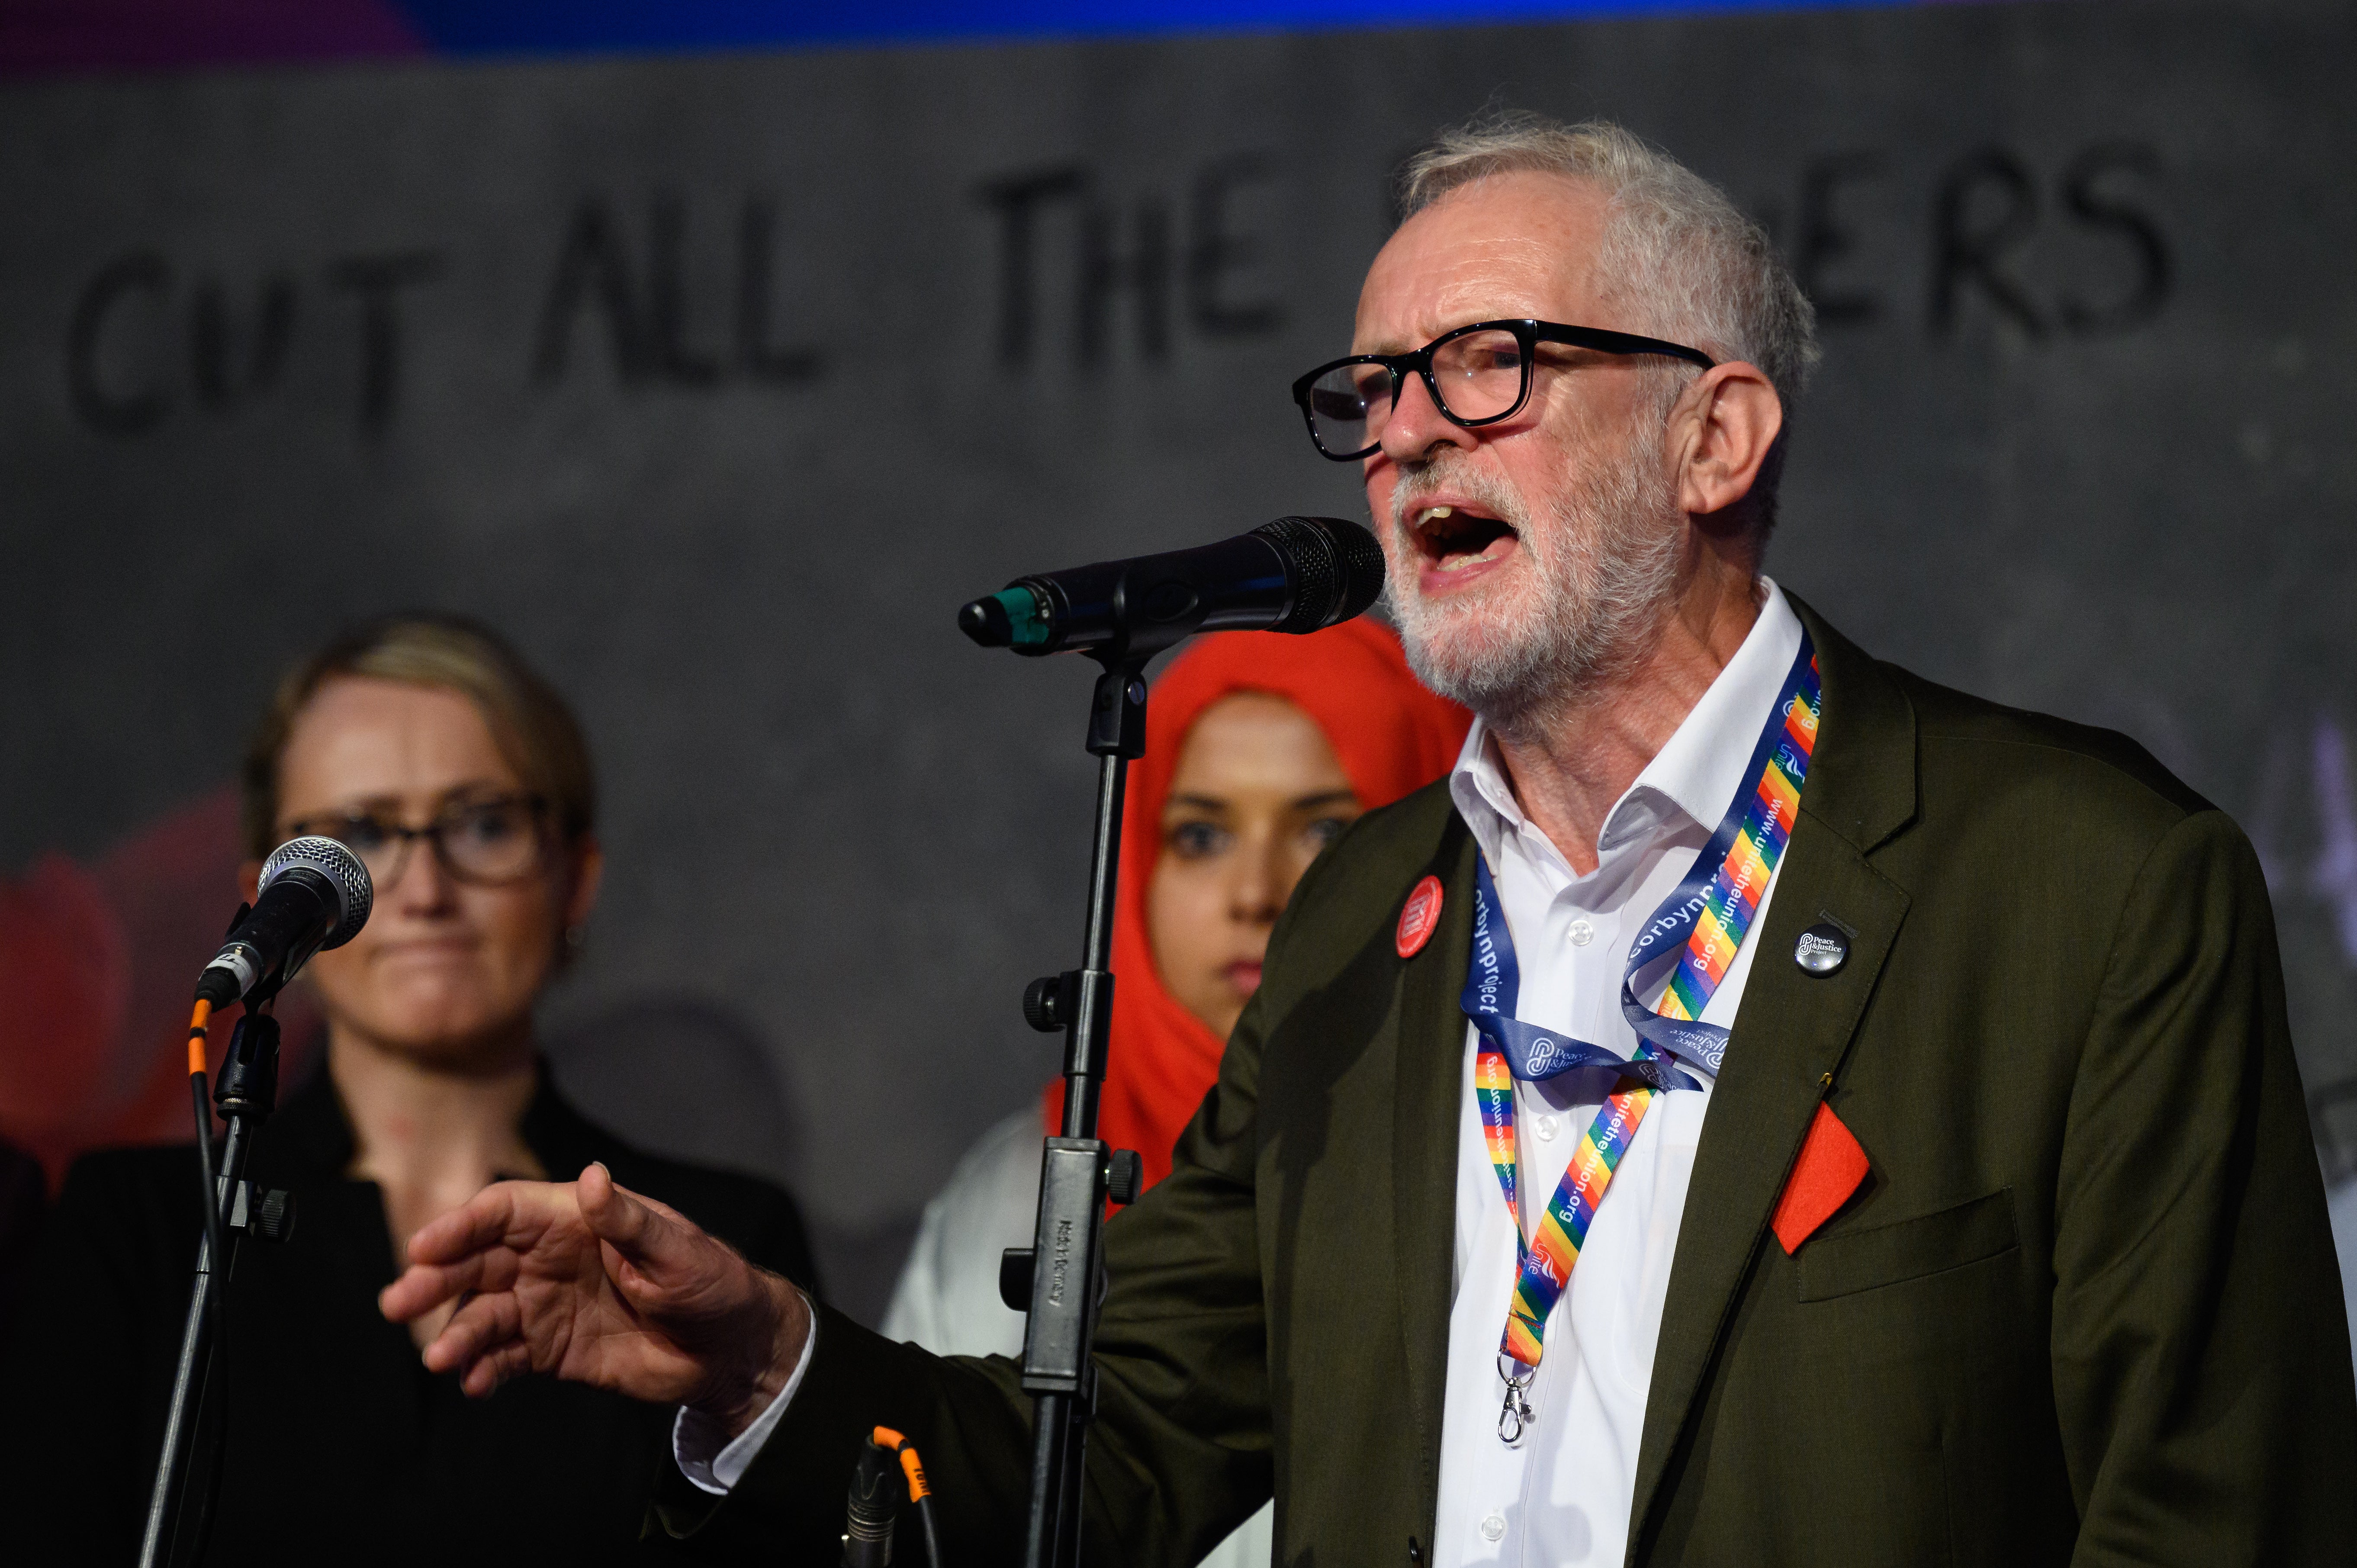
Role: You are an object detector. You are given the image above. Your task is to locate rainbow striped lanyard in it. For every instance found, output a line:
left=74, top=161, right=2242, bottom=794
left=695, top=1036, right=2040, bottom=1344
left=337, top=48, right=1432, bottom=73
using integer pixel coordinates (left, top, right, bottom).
left=1463, top=635, right=1820, bottom=1444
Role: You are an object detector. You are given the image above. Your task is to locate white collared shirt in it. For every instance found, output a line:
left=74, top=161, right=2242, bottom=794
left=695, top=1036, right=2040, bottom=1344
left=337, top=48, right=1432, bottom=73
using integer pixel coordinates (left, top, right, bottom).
left=1430, top=579, right=1803, bottom=1568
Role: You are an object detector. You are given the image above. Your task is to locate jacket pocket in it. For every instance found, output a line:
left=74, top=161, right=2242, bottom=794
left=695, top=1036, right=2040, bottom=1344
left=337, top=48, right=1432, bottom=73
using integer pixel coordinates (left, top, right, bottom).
left=1797, top=1187, right=2019, bottom=1303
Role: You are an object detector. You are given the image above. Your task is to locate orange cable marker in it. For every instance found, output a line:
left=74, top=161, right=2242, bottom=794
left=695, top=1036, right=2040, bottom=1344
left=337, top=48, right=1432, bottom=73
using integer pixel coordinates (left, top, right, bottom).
left=897, top=1444, right=931, bottom=1503
left=867, top=1425, right=933, bottom=1502
left=186, top=999, right=214, bottom=1075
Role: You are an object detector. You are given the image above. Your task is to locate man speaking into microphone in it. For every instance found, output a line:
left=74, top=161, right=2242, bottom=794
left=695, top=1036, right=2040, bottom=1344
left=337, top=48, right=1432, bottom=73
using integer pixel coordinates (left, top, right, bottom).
left=383, top=116, right=2357, bottom=1565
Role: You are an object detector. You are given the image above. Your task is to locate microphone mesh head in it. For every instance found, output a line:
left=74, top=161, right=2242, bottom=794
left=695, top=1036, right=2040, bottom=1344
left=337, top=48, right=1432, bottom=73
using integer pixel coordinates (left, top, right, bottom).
left=259, top=836, right=375, bottom=950
left=1254, top=517, right=1387, bottom=634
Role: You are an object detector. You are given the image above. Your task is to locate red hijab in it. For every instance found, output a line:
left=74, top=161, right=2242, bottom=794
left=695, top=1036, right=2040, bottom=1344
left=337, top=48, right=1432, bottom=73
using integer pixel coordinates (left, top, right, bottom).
left=1044, top=618, right=1471, bottom=1190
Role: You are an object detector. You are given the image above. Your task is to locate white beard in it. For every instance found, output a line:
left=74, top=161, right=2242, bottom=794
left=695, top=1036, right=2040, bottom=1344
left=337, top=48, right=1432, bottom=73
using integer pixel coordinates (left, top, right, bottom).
left=1382, top=419, right=1685, bottom=736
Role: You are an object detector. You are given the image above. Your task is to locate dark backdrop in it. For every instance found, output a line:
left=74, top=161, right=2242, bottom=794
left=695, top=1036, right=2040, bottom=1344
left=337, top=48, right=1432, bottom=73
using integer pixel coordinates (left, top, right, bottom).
left=5, top=0, right=2354, bottom=1317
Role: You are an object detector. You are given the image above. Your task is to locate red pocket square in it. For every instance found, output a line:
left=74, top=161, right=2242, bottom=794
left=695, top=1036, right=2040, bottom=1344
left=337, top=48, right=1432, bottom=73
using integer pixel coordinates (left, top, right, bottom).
left=1772, top=1102, right=1871, bottom=1254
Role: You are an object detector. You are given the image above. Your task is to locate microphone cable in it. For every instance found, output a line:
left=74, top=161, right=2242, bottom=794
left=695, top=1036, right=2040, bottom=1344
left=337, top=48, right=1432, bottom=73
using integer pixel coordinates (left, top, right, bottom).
left=173, top=995, right=235, bottom=1568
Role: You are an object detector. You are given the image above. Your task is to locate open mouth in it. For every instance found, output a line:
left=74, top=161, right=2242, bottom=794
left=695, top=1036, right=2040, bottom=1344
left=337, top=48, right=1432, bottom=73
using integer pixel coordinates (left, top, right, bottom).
left=1411, top=503, right=1519, bottom=575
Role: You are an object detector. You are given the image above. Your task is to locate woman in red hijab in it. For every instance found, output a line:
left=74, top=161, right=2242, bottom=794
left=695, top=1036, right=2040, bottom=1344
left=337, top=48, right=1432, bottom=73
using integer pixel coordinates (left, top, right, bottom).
left=1069, top=615, right=1470, bottom=1194
left=881, top=618, right=1466, bottom=1566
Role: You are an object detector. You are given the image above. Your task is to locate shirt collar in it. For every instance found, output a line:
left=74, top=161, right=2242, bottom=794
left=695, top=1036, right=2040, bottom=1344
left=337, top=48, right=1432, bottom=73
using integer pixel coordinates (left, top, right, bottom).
left=1449, top=578, right=1806, bottom=875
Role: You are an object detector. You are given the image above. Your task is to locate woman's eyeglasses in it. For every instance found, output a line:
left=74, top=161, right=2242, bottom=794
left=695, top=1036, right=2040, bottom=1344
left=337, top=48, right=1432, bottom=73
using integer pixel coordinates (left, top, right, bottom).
left=1291, top=318, right=1716, bottom=461
left=286, top=795, right=553, bottom=888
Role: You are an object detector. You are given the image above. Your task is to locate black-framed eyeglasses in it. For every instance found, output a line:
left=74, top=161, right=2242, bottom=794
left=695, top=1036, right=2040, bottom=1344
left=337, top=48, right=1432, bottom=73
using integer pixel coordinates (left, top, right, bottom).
left=286, top=794, right=553, bottom=888
left=1290, top=318, right=1717, bottom=462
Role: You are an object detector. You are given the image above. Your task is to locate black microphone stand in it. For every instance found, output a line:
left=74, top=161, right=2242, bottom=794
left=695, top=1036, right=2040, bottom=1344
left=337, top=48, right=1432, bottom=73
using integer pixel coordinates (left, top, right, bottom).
left=999, top=648, right=1158, bottom=1568
left=961, top=516, right=1382, bottom=1568
left=138, top=997, right=297, bottom=1568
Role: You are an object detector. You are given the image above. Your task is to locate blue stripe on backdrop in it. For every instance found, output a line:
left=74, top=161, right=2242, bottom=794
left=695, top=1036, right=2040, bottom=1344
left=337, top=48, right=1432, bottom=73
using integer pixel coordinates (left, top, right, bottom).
left=398, top=0, right=1924, bottom=55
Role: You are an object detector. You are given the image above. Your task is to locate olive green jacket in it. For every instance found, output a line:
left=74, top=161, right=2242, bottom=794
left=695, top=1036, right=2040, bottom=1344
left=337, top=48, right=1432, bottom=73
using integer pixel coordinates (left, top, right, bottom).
left=663, top=599, right=2357, bottom=1565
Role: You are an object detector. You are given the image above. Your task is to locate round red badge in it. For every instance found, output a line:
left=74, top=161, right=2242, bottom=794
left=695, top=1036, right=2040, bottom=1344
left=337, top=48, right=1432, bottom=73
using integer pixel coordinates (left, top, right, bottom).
left=1396, top=875, right=1444, bottom=958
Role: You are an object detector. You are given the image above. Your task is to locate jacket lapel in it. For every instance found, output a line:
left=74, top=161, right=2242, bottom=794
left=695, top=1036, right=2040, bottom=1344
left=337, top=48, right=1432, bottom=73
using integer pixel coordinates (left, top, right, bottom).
left=1624, top=597, right=1920, bottom=1563
left=1392, top=814, right=1479, bottom=1503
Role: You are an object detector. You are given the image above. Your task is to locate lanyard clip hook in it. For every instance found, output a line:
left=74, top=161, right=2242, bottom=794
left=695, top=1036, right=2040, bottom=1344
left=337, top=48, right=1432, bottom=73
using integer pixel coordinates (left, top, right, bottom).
left=1495, top=1355, right=1536, bottom=1446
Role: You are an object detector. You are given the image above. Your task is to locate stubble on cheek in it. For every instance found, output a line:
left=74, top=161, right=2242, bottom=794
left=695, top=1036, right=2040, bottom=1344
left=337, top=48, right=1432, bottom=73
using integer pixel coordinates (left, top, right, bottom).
left=1378, top=408, right=1682, bottom=722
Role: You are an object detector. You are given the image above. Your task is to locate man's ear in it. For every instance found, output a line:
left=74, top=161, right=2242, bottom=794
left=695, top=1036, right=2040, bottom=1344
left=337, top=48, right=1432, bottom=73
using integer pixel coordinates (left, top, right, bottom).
left=1673, top=361, right=1784, bottom=520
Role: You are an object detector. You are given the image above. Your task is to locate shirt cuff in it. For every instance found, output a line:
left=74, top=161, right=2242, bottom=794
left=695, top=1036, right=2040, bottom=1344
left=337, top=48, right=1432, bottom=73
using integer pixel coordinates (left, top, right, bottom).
left=671, top=1293, right=818, bottom=1495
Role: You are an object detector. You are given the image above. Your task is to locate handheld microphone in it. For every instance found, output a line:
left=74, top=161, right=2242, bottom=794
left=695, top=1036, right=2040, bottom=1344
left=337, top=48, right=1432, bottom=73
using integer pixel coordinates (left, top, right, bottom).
left=195, top=837, right=374, bottom=1007
left=957, top=515, right=1386, bottom=661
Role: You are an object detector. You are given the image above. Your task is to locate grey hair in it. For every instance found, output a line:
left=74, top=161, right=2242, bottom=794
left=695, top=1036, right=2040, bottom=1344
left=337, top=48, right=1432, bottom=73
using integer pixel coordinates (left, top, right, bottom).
left=1399, top=113, right=1820, bottom=533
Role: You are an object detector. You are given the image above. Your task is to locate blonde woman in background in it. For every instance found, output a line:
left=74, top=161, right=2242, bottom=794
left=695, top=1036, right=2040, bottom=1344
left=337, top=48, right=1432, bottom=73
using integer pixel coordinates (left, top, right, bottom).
left=0, top=614, right=817, bottom=1566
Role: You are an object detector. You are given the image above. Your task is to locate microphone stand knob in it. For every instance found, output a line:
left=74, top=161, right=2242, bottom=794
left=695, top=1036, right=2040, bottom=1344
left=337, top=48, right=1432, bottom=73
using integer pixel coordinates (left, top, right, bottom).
left=225, top=1180, right=297, bottom=1245
left=1107, top=1150, right=1144, bottom=1207
left=1023, top=971, right=1080, bottom=1033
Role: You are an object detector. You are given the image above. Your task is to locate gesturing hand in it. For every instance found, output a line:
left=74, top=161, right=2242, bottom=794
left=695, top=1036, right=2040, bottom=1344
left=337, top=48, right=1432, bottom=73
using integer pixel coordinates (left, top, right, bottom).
left=378, top=1162, right=809, bottom=1439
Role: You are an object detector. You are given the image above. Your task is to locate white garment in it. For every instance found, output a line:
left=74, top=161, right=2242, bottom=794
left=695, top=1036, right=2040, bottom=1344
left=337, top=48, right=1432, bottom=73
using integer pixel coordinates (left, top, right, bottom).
left=880, top=1108, right=1278, bottom=1568
left=881, top=1108, right=1042, bottom=1358
left=1430, top=581, right=1802, bottom=1568
left=682, top=582, right=1804, bottom=1568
